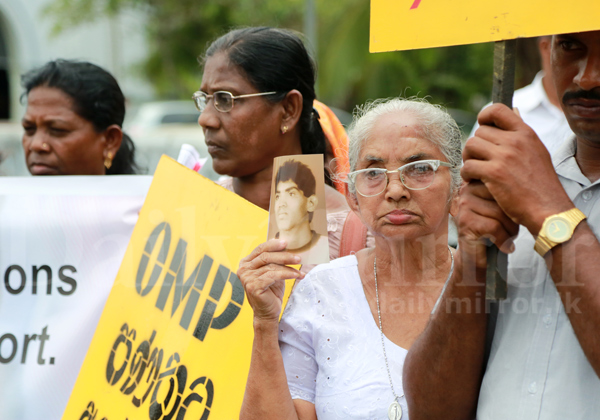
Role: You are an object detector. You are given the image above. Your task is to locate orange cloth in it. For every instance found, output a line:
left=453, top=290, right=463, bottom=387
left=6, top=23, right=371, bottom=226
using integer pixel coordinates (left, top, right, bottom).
left=313, top=100, right=350, bottom=195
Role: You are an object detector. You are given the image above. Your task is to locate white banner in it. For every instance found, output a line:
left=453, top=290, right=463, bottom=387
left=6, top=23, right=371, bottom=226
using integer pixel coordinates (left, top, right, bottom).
left=0, top=175, right=152, bottom=420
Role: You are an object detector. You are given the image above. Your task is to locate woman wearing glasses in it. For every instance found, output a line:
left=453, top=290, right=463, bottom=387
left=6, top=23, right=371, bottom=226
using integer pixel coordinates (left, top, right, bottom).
left=193, top=27, right=348, bottom=212
left=238, top=97, right=462, bottom=420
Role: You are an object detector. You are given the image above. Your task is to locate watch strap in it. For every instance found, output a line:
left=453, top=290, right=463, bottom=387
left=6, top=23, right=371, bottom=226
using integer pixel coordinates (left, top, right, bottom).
left=534, top=208, right=586, bottom=256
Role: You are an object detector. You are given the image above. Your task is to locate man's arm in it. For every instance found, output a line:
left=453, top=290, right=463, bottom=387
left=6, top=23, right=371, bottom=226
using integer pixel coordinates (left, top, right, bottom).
left=544, top=221, right=600, bottom=376
left=463, top=103, right=600, bottom=376
left=404, top=180, right=518, bottom=419
left=403, top=254, right=487, bottom=420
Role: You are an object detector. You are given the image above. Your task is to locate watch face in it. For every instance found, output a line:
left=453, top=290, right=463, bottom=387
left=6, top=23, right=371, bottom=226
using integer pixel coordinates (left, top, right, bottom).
left=546, top=216, right=571, bottom=242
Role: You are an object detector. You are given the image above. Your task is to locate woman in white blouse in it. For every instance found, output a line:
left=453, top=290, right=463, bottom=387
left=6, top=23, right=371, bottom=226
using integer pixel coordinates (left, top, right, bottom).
left=238, top=97, right=463, bottom=420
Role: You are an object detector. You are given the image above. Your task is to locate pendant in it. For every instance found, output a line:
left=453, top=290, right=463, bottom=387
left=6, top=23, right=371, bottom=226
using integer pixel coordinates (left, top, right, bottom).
left=388, top=401, right=403, bottom=420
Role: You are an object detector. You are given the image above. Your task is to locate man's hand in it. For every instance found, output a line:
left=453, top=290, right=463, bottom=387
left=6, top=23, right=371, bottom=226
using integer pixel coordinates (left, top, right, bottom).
left=456, top=180, right=519, bottom=268
left=462, top=103, right=574, bottom=236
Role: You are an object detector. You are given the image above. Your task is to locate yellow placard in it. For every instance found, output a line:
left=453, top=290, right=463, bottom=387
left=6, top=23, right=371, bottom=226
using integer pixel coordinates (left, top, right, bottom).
left=370, top=0, right=600, bottom=52
left=63, top=156, right=293, bottom=420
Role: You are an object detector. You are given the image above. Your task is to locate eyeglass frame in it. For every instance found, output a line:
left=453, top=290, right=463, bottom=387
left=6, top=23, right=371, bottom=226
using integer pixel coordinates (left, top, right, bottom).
left=192, top=90, right=278, bottom=113
left=347, top=159, right=456, bottom=197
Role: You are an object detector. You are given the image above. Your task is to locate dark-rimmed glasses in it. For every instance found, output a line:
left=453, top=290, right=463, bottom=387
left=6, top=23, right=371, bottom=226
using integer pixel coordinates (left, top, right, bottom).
left=192, top=90, right=278, bottom=113
left=347, top=159, right=455, bottom=197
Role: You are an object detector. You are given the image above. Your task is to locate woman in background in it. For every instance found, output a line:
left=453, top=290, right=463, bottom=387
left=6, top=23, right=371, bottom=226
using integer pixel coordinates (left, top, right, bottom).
left=194, top=27, right=347, bottom=208
left=21, top=59, right=139, bottom=175
left=192, top=27, right=359, bottom=263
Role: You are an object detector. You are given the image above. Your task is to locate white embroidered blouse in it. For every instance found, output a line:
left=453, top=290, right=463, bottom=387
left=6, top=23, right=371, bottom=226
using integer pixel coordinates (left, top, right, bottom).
left=279, top=255, right=409, bottom=419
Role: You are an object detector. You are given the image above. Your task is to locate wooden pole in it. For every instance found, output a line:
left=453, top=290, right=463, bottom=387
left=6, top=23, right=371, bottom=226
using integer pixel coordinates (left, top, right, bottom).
left=486, top=39, right=516, bottom=300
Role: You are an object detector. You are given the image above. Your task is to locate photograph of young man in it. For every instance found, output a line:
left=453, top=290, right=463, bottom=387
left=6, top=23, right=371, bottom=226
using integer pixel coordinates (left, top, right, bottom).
left=274, top=159, right=329, bottom=264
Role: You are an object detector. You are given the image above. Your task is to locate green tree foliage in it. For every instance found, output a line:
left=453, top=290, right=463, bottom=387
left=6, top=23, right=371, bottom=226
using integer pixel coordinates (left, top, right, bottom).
left=45, top=0, right=307, bottom=99
left=46, top=0, right=531, bottom=123
left=316, top=0, right=494, bottom=115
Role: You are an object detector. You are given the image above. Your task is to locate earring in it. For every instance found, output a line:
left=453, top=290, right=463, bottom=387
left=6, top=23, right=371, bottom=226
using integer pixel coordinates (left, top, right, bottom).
left=104, top=152, right=113, bottom=169
left=42, top=142, right=49, bottom=151
left=281, top=125, right=288, bottom=134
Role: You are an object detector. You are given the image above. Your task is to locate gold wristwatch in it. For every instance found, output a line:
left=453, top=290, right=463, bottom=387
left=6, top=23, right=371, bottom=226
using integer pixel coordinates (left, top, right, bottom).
left=534, top=208, right=587, bottom=256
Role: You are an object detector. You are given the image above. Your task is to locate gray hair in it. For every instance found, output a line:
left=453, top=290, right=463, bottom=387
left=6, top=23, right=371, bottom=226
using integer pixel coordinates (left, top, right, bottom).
left=346, top=97, right=462, bottom=195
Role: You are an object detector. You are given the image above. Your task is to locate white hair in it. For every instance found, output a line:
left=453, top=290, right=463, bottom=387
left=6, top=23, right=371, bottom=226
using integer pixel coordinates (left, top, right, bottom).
left=346, top=97, right=462, bottom=195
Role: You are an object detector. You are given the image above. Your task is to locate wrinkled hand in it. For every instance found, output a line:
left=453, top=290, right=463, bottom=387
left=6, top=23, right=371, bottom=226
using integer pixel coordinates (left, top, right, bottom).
left=456, top=181, right=519, bottom=269
left=462, top=104, right=574, bottom=235
left=238, top=239, right=305, bottom=322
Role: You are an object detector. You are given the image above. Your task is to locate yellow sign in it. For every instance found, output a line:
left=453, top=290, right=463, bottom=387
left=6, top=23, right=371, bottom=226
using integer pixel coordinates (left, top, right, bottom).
left=370, top=0, right=600, bottom=52
left=63, top=157, right=292, bottom=420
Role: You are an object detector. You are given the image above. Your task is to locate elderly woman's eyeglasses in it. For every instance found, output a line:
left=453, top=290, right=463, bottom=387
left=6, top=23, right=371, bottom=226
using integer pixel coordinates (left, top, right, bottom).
left=347, top=160, right=455, bottom=197
left=192, top=90, right=278, bottom=113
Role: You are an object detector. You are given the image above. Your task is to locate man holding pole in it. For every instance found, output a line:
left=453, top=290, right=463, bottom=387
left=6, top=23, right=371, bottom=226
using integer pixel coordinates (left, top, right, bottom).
left=404, top=31, right=600, bottom=419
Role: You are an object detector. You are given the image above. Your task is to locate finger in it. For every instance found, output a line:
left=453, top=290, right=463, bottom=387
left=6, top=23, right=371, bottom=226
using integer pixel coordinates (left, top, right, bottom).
left=467, top=195, right=517, bottom=240
left=462, top=133, right=500, bottom=165
left=252, top=263, right=305, bottom=283
left=464, top=121, right=519, bottom=161
left=243, top=268, right=301, bottom=297
left=461, top=182, right=517, bottom=231
left=460, top=154, right=510, bottom=186
left=472, top=122, right=504, bottom=141
left=238, top=259, right=303, bottom=291
left=458, top=196, right=517, bottom=254
left=462, top=180, right=493, bottom=201
left=485, top=224, right=517, bottom=255
left=461, top=158, right=489, bottom=183
left=477, top=103, right=524, bottom=132
left=458, top=209, right=514, bottom=254
left=242, top=238, right=288, bottom=263
left=250, top=249, right=303, bottom=270
left=239, top=261, right=304, bottom=289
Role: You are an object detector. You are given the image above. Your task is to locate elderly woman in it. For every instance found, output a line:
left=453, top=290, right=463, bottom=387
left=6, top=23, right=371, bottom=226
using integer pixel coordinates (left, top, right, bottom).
left=238, top=97, right=462, bottom=419
left=21, top=59, right=138, bottom=175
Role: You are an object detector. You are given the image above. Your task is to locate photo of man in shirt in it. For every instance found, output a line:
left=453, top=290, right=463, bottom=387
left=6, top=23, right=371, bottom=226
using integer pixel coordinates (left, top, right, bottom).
left=269, top=157, right=329, bottom=265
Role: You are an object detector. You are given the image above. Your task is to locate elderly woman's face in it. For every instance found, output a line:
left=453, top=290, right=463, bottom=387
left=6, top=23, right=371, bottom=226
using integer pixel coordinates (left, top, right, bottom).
left=352, top=111, right=453, bottom=241
left=22, top=87, right=107, bottom=175
left=198, top=52, right=286, bottom=178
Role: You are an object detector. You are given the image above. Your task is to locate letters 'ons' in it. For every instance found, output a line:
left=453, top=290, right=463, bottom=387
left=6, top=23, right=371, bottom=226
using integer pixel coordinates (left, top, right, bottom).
left=135, top=222, right=245, bottom=341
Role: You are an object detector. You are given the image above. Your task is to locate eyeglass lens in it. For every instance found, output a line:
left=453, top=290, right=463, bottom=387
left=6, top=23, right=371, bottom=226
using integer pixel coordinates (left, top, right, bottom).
left=355, top=161, right=437, bottom=196
left=193, top=91, right=235, bottom=112
left=193, top=93, right=206, bottom=112
left=213, top=92, right=234, bottom=112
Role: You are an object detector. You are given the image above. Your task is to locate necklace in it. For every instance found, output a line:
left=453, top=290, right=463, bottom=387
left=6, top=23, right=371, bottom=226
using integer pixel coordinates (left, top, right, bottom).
left=374, top=245, right=454, bottom=420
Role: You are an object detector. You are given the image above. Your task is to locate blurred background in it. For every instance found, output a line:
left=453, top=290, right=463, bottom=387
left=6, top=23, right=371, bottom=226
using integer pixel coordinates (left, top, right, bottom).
left=0, top=0, right=544, bottom=176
